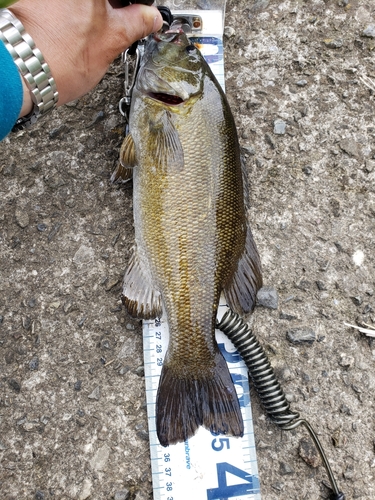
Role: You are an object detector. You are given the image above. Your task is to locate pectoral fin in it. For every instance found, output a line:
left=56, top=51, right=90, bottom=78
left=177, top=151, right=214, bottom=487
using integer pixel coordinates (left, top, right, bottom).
left=150, top=111, right=184, bottom=172
left=122, top=246, right=162, bottom=319
left=111, top=134, right=136, bottom=183
left=224, top=225, right=262, bottom=314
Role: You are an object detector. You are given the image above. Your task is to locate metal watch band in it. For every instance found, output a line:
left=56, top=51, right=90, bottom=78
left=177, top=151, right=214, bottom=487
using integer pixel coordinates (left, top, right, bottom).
left=0, top=8, right=59, bottom=130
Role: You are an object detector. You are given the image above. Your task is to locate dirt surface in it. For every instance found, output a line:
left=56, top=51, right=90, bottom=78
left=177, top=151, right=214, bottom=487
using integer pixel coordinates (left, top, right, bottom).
left=1, top=0, right=375, bottom=499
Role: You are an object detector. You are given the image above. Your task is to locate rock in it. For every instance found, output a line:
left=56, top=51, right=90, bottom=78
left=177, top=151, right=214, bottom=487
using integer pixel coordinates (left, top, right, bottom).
left=279, top=311, right=297, bottom=321
left=363, top=25, right=375, bottom=38
left=286, top=327, right=316, bottom=344
left=74, top=380, right=82, bottom=391
left=257, top=286, right=278, bottom=309
left=114, top=490, right=130, bottom=500
left=224, top=26, right=235, bottom=38
left=88, top=386, right=100, bottom=400
left=339, top=138, right=359, bottom=157
left=316, top=280, right=327, bottom=291
left=274, top=119, right=286, bottom=135
left=8, top=379, right=21, bottom=393
left=351, top=296, right=363, bottom=306
left=265, top=133, right=276, bottom=149
left=29, top=358, right=39, bottom=371
left=279, top=461, right=294, bottom=475
left=250, top=0, right=269, bottom=12
left=73, top=245, right=95, bottom=266
left=296, top=79, right=308, bottom=87
left=78, top=478, right=93, bottom=500
left=324, top=38, right=343, bottom=49
left=15, top=208, right=29, bottom=228
left=90, top=444, right=110, bottom=471
left=299, top=438, right=321, bottom=468
left=241, top=145, right=256, bottom=155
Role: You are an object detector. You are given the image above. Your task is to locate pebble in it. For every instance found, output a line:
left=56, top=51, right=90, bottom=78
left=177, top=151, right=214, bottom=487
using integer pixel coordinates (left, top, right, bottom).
left=279, top=461, right=294, bottom=475
left=15, top=208, right=29, bottom=228
left=279, top=311, right=297, bottom=321
left=324, top=38, right=343, bottom=49
left=27, top=298, right=36, bottom=308
left=352, top=250, right=364, bottom=266
left=35, top=492, right=45, bottom=500
left=250, top=0, right=269, bottom=11
left=22, top=316, right=32, bottom=330
left=48, top=222, right=62, bottom=242
left=299, top=438, right=321, bottom=468
left=265, top=133, right=276, bottom=149
left=271, top=482, right=284, bottom=491
left=351, top=296, right=363, bottom=306
left=286, top=327, right=316, bottom=344
left=73, top=245, right=94, bottom=266
left=296, top=79, right=308, bottom=87
left=105, top=277, right=120, bottom=292
left=316, top=280, right=327, bottom=291
left=5, top=350, right=14, bottom=364
left=74, top=380, right=82, bottom=391
left=224, top=26, right=235, bottom=38
left=274, top=119, right=287, bottom=135
left=363, top=25, right=375, bottom=38
left=88, top=386, right=100, bottom=400
left=8, top=379, right=21, bottom=393
left=339, top=138, right=359, bottom=157
left=49, top=124, right=67, bottom=139
left=135, top=366, right=145, bottom=377
left=29, top=358, right=39, bottom=371
left=241, top=145, right=256, bottom=156
left=90, top=444, right=110, bottom=471
left=114, top=490, right=130, bottom=500
left=77, top=317, right=86, bottom=328
left=78, top=478, right=93, bottom=500
left=257, top=286, right=278, bottom=309
left=37, top=223, right=47, bottom=232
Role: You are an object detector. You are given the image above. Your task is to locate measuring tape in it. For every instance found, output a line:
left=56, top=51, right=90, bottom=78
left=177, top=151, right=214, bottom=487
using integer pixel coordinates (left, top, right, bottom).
left=141, top=7, right=261, bottom=499
left=143, top=299, right=261, bottom=500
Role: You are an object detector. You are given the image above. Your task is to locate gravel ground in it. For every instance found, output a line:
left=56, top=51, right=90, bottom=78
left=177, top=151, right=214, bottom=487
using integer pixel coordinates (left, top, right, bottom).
left=1, top=0, right=375, bottom=499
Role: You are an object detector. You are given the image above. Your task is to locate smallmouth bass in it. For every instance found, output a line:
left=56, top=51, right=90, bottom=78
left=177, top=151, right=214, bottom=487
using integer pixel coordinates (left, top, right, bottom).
left=113, top=30, right=262, bottom=446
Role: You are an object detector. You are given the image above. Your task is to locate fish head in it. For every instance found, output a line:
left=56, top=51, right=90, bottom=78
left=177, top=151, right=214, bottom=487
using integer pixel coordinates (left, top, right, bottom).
left=136, top=30, right=205, bottom=105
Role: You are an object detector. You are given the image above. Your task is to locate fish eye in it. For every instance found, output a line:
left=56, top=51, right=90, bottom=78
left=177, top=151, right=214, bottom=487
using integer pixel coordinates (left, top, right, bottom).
left=186, top=44, right=197, bottom=54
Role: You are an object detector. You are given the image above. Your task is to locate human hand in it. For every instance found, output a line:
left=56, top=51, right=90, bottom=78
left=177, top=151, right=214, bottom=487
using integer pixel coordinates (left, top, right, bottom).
left=9, top=0, right=163, bottom=116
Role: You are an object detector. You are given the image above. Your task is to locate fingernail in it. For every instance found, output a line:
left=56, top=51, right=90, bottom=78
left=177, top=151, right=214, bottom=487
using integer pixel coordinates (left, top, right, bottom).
left=153, top=14, right=163, bottom=33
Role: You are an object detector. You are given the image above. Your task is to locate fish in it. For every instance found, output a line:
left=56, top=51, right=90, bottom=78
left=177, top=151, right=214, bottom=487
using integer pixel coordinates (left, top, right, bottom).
left=112, top=29, right=263, bottom=446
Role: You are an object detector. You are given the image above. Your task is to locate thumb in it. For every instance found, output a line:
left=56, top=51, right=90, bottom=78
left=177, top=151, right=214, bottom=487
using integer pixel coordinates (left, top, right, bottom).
left=113, top=4, right=163, bottom=50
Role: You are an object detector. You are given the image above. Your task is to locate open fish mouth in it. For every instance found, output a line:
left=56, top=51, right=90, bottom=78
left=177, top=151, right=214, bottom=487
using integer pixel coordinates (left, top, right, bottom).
left=148, top=92, right=184, bottom=105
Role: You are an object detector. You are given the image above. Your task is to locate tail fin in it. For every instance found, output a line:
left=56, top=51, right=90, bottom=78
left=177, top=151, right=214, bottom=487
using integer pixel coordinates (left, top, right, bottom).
left=156, top=350, right=243, bottom=447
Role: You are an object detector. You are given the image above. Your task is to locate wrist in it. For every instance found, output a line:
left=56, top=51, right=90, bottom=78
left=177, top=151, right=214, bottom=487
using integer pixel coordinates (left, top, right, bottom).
left=19, top=75, right=33, bottom=117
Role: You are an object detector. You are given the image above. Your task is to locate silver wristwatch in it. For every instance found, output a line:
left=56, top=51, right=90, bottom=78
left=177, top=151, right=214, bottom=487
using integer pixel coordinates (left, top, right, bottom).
left=0, top=8, right=59, bottom=130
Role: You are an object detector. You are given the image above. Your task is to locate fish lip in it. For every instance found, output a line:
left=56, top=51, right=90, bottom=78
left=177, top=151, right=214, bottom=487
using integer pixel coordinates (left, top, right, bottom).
left=153, top=29, right=184, bottom=44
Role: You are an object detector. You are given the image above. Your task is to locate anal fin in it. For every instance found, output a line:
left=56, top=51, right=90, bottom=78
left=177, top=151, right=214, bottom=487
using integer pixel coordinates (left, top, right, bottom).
left=224, top=225, right=262, bottom=314
left=156, top=349, right=243, bottom=446
left=122, top=246, right=162, bottom=319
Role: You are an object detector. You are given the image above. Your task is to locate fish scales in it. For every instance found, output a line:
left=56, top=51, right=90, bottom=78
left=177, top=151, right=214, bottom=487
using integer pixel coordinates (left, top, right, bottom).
left=115, top=30, right=262, bottom=446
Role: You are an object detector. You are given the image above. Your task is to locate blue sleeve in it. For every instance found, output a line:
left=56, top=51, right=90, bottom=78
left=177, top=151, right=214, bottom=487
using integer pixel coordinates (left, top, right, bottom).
left=0, top=39, right=23, bottom=141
